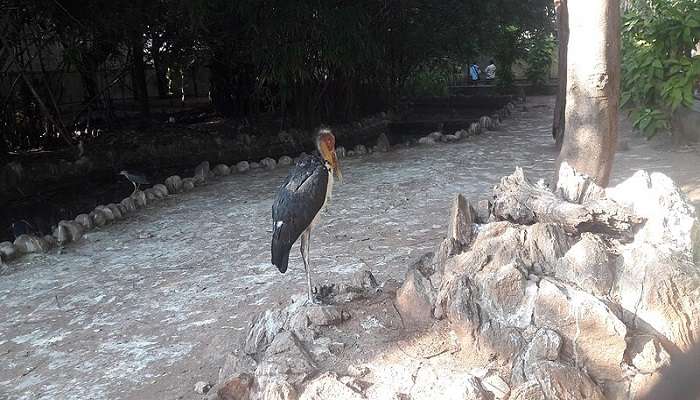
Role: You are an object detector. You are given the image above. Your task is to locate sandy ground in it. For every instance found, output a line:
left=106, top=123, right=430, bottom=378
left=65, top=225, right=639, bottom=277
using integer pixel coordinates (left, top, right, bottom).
left=1, top=96, right=698, bottom=400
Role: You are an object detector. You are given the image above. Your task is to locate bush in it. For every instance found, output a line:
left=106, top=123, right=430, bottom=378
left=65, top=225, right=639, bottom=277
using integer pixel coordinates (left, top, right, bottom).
left=524, top=33, right=555, bottom=88
left=621, top=0, right=700, bottom=137
left=403, top=64, right=454, bottom=97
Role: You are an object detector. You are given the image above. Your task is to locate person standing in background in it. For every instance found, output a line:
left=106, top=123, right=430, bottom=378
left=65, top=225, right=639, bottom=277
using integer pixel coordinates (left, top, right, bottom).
left=485, top=60, right=496, bottom=80
left=469, top=62, right=481, bottom=83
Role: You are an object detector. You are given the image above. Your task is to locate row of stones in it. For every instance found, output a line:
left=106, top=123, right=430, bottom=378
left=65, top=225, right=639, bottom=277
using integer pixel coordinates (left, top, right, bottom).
left=0, top=101, right=517, bottom=265
left=418, top=102, right=516, bottom=145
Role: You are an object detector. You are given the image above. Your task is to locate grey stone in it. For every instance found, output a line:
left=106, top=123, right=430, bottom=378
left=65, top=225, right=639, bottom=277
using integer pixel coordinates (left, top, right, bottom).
left=218, top=352, right=256, bottom=384
left=194, top=161, right=210, bottom=182
left=89, top=210, right=107, bottom=227
left=194, top=381, right=212, bottom=394
left=261, top=380, right=298, bottom=400
left=626, top=335, right=671, bottom=374
left=244, top=308, right=287, bottom=356
left=217, top=373, right=254, bottom=400
left=57, top=220, right=84, bottom=243
left=447, top=194, right=476, bottom=247
left=534, top=278, right=627, bottom=381
left=346, top=150, right=356, bottom=157
left=299, top=372, right=363, bottom=400
left=468, top=122, right=482, bottom=136
left=353, top=144, right=367, bottom=155
left=14, top=234, right=50, bottom=253
left=395, top=267, right=435, bottom=327
left=527, top=360, right=605, bottom=400
left=144, top=188, right=158, bottom=201
left=250, top=162, right=261, bottom=169
left=256, top=331, right=316, bottom=387
left=418, top=136, right=436, bottom=145
left=479, top=116, right=492, bottom=131
left=442, top=134, right=459, bottom=142
left=43, top=234, right=56, bottom=248
left=236, top=161, right=250, bottom=173
left=335, top=146, right=346, bottom=159
left=181, top=177, right=196, bottom=191
left=152, top=184, right=169, bottom=197
left=524, top=223, right=572, bottom=274
left=428, top=131, right=443, bottom=141
left=306, top=305, right=346, bottom=326
left=278, top=156, right=293, bottom=166
left=454, top=129, right=468, bottom=139
left=106, top=203, right=123, bottom=219
left=95, top=205, right=115, bottom=222
left=75, top=214, right=94, bottom=230
left=375, top=132, right=391, bottom=152
left=131, top=190, right=147, bottom=207
left=261, top=157, right=277, bottom=170
left=120, top=197, right=137, bottom=212
left=481, top=372, right=510, bottom=400
left=349, top=270, right=379, bottom=291
left=555, top=233, right=614, bottom=296
left=213, top=164, right=231, bottom=176
left=555, top=162, right=606, bottom=204
left=509, top=382, right=545, bottom=400
left=475, top=199, right=492, bottom=224
left=0, top=241, right=18, bottom=261
left=164, top=175, right=183, bottom=193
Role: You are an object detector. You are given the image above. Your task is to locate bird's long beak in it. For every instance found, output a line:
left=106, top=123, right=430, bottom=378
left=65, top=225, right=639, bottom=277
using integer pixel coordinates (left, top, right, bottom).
left=331, top=150, right=342, bottom=183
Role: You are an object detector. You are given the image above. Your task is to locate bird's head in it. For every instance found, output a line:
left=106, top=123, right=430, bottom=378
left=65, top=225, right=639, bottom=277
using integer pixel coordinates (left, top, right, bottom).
left=118, top=170, right=128, bottom=177
left=316, top=127, right=342, bottom=183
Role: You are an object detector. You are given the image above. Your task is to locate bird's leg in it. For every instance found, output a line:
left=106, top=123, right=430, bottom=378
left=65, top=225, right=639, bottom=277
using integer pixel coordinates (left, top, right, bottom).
left=300, top=229, right=317, bottom=304
left=132, top=182, right=138, bottom=195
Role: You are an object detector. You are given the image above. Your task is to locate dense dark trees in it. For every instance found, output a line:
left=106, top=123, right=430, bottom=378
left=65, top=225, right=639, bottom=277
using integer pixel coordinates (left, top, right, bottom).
left=1, top=0, right=552, bottom=153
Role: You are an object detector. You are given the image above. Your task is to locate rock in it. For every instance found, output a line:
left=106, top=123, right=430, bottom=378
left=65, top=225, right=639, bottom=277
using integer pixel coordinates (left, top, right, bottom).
left=396, top=267, right=435, bottom=327
left=431, top=238, right=462, bottom=278
left=57, top=220, right=84, bottom=243
left=346, top=365, right=370, bottom=377
left=106, top=203, right=123, bottom=219
left=527, top=360, right=605, bottom=400
left=534, top=278, right=627, bottom=381
left=554, top=233, right=614, bottom=296
left=347, top=150, right=356, bottom=157
left=214, top=164, right=231, bottom=176
left=261, top=157, right=277, bottom=170
left=250, top=162, right=261, bottom=169
left=144, top=188, right=158, bottom=201
left=75, top=214, right=93, bottom=230
left=468, top=122, right=482, bottom=136
left=152, top=184, right=169, bottom=197
left=236, top=161, right=250, bottom=173
left=524, top=223, right=572, bottom=274
left=626, top=335, right=671, bottom=374
left=95, top=205, right=115, bottom=222
left=475, top=199, right=492, bottom=224
left=454, top=129, right=468, bottom=139
left=194, top=381, right=212, bottom=394
left=479, top=116, right=492, bottom=131
left=120, top=197, right=137, bottom=213
left=0, top=241, right=18, bottom=261
left=511, top=328, right=563, bottom=387
left=278, top=156, right=293, bottom=166
left=507, top=102, right=516, bottom=113
left=131, top=190, right=147, bottom=207
left=262, top=380, right=298, bottom=400
left=509, top=382, right=546, bottom=400
left=607, top=170, right=697, bottom=257
left=306, top=305, right=346, bottom=326
left=353, top=144, right=367, bottom=155
left=555, top=162, right=606, bottom=204
left=375, top=132, right=391, bottom=152
left=299, top=372, right=363, bottom=400
left=256, top=331, right=317, bottom=387
left=481, top=372, right=510, bottom=400
left=335, top=146, right=346, bottom=159
left=218, top=352, right=256, bottom=384
left=349, top=270, right=379, bottom=291
left=442, top=134, right=459, bottom=142
left=194, top=161, right=210, bottom=183
left=89, top=210, right=107, bottom=227
left=182, top=177, right=196, bottom=191
left=447, top=194, right=477, bottom=247
left=428, top=131, right=443, bottom=141
left=218, top=373, right=254, bottom=400
left=411, top=366, right=488, bottom=400
left=14, top=234, right=50, bottom=253
left=418, top=136, right=436, bottom=145
left=165, top=175, right=183, bottom=193
left=244, top=308, right=287, bottom=355
left=43, top=234, right=57, bottom=248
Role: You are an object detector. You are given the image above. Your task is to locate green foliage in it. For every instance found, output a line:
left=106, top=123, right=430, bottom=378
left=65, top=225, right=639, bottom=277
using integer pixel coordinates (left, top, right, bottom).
left=524, top=33, right=555, bottom=88
left=621, top=0, right=700, bottom=137
left=403, top=63, right=454, bottom=97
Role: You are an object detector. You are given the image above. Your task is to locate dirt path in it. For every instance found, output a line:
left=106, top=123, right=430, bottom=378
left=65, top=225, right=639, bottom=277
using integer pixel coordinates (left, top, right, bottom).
left=1, top=96, right=698, bottom=400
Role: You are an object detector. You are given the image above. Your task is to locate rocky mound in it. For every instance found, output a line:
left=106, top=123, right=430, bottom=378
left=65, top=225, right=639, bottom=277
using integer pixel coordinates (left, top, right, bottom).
left=204, top=163, right=699, bottom=400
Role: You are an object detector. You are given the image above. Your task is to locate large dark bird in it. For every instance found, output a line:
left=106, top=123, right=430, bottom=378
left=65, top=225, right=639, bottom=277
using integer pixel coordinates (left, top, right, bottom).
left=119, top=170, right=150, bottom=195
left=271, top=128, right=342, bottom=302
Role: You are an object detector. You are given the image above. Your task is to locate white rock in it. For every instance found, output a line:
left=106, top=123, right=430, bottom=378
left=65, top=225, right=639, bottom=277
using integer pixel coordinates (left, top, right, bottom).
left=278, top=156, right=293, bottom=166
left=14, top=234, right=50, bottom=253
left=428, top=131, right=443, bottom=140
left=261, top=157, right=277, bottom=170
left=335, top=146, right=346, bottom=159
left=626, top=335, right=671, bottom=374
left=418, top=137, right=436, bottom=145
left=0, top=241, right=18, bottom=261
left=181, top=178, right=196, bottom=191
left=193, top=381, right=211, bottom=394
left=250, top=162, right=261, bottom=169
left=353, top=144, right=367, bottom=155
left=213, top=164, right=231, bottom=176
left=164, top=175, right=183, bottom=193
left=236, top=161, right=250, bottom=173
left=75, top=214, right=94, bottom=229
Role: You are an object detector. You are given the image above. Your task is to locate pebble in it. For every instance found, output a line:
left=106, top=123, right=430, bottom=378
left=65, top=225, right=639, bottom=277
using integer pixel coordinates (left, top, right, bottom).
left=428, top=131, right=443, bottom=141
left=164, top=175, right=183, bottom=193
left=90, top=210, right=107, bottom=227
left=336, top=146, right=346, bottom=159
left=121, top=197, right=137, bottom=212
left=14, top=234, right=50, bottom=254
left=213, top=164, right=231, bottom=176
left=235, top=161, right=250, bottom=173
left=181, top=178, right=196, bottom=191
left=95, top=205, right=115, bottom=222
left=260, top=157, right=277, bottom=170
left=131, top=191, right=147, bottom=207
left=193, top=381, right=211, bottom=395
left=106, top=204, right=123, bottom=219
left=353, top=144, right=368, bottom=155
left=418, top=136, right=436, bottom=145
left=278, top=156, right=293, bottom=166
left=75, top=214, right=94, bottom=229
left=0, top=241, right=18, bottom=261
left=152, top=184, right=169, bottom=197
left=249, top=162, right=260, bottom=169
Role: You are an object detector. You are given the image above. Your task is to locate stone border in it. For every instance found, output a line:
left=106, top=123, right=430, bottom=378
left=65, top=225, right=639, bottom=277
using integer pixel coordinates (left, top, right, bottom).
left=0, top=101, right=518, bottom=266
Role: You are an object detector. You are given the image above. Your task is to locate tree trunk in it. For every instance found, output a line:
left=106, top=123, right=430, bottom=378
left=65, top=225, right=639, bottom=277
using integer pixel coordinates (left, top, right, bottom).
left=130, top=31, right=150, bottom=122
left=554, top=0, right=620, bottom=187
left=552, top=0, right=569, bottom=149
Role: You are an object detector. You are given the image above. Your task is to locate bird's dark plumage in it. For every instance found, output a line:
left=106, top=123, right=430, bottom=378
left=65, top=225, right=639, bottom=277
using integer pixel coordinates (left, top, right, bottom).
left=271, top=155, right=329, bottom=273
